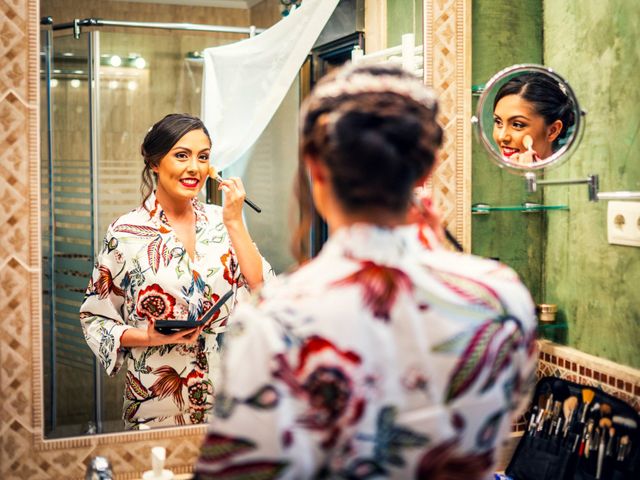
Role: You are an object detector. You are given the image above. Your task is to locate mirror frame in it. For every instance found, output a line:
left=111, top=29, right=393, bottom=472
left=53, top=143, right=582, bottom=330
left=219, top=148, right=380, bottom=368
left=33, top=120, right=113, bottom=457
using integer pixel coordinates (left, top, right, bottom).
left=472, top=63, right=585, bottom=174
left=3, top=0, right=471, bottom=477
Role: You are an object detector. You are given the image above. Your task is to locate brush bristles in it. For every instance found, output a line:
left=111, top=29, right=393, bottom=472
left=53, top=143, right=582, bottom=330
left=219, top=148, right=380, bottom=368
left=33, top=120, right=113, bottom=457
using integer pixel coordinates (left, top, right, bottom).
left=582, top=388, right=595, bottom=405
left=612, top=415, right=638, bottom=429
left=523, top=135, right=533, bottom=150
left=563, top=396, right=578, bottom=416
left=208, top=166, right=217, bottom=179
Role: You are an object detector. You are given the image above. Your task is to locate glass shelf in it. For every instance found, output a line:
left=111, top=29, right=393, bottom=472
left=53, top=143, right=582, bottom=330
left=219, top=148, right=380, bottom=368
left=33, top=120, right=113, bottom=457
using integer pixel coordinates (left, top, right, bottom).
left=538, top=321, right=567, bottom=330
left=472, top=204, right=569, bottom=214
left=472, top=83, right=485, bottom=96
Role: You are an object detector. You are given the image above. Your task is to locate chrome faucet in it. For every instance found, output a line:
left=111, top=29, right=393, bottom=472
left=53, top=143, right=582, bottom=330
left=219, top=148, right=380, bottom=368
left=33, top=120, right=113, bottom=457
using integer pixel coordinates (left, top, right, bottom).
left=85, top=456, right=113, bottom=480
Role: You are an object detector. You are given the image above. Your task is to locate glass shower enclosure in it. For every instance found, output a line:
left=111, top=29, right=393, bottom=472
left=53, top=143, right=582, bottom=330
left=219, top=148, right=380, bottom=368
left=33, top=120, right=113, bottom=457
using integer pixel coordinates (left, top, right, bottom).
left=40, top=18, right=298, bottom=438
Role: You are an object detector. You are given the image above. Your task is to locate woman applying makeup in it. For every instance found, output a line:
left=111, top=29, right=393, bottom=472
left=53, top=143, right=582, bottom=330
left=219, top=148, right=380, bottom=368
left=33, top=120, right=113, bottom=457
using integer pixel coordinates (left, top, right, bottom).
left=80, top=113, right=272, bottom=429
left=493, top=72, right=575, bottom=164
left=195, top=65, right=537, bottom=479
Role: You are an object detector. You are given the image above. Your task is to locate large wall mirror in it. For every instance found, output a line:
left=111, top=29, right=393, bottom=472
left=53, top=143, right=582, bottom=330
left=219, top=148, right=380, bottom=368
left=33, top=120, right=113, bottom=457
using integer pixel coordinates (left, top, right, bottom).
left=37, top=0, right=379, bottom=443
left=471, top=0, right=640, bottom=369
left=39, top=0, right=298, bottom=440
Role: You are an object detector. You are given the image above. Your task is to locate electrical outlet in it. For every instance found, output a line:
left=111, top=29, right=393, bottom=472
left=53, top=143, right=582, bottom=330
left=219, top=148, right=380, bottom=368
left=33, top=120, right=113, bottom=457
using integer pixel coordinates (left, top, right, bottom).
left=607, top=201, right=640, bottom=247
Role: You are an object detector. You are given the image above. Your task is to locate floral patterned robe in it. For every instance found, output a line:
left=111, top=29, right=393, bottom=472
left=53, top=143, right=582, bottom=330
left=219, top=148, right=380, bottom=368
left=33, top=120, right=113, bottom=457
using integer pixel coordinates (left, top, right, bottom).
left=195, top=224, right=537, bottom=479
left=80, top=192, right=273, bottom=429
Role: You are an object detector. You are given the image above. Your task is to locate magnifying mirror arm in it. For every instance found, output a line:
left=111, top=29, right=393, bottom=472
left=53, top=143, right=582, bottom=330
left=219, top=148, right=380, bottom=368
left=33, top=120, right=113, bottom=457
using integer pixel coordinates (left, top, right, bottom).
left=596, top=191, right=640, bottom=201
left=524, top=172, right=600, bottom=201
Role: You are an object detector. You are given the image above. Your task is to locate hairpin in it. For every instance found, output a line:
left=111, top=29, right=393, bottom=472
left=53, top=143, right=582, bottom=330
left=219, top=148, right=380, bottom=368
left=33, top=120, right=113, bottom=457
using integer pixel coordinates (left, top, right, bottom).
left=558, top=82, right=568, bottom=97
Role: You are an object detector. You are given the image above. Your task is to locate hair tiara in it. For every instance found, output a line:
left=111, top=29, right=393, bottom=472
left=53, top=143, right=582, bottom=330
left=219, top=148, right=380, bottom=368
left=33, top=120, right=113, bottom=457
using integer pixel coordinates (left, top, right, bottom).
left=311, top=64, right=437, bottom=110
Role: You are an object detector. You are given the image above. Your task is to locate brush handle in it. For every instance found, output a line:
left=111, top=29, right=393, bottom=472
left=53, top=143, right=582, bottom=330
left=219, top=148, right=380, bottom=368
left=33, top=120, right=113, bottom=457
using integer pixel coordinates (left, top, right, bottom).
left=554, top=417, right=563, bottom=437
left=444, top=228, right=463, bottom=252
left=526, top=406, right=538, bottom=434
left=596, top=433, right=606, bottom=479
left=214, top=175, right=262, bottom=213
left=242, top=196, right=262, bottom=213
left=563, top=408, right=575, bottom=438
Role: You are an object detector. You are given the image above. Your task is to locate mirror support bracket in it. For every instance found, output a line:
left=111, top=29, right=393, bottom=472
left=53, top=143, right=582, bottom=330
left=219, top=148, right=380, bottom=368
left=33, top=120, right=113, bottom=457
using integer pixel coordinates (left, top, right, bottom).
left=525, top=172, right=600, bottom=201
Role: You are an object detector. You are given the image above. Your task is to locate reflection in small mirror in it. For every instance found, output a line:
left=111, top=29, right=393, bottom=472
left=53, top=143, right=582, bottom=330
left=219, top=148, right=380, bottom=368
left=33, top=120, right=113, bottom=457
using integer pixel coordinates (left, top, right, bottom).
left=473, top=64, right=584, bottom=173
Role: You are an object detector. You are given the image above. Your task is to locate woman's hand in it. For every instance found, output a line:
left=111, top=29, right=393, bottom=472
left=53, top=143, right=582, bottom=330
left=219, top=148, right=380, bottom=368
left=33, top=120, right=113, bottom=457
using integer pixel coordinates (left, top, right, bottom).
left=217, top=175, right=265, bottom=290
left=120, top=319, right=203, bottom=348
left=510, top=149, right=540, bottom=165
left=144, top=318, right=203, bottom=346
left=407, top=192, right=445, bottom=244
left=219, top=177, right=246, bottom=228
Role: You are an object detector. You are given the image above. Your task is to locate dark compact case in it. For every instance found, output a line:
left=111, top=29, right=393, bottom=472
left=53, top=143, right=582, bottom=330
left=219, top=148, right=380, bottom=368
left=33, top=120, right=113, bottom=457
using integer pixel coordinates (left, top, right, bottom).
left=506, top=376, right=640, bottom=480
left=154, top=288, right=234, bottom=335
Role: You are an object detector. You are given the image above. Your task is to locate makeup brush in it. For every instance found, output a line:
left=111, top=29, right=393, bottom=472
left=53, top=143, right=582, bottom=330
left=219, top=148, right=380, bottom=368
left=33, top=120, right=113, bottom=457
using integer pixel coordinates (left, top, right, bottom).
left=562, top=396, right=579, bottom=438
left=616, top=435, right=630, bottom=462
left=208, top=166, right=262, bottom=213
left=530, top=392, right=548, bottom=436
left=536, top=389, right=554, bottom=436
left=523, top=135, right=534, bottom=152
left=604, top=427, right=616, bottom=475
left=581, top=419, right=594, bottom=457
left=548, top=380, right=569, bottom=436
left=522, top=135, right=540, bottom=163
left=612, top=415, right=638, bottom=431
left=580, top=388, right=596, bottom=423
left=526, top=405, right=539, bottom=434
left=444, top=229, right=464, bottom=252
left=596, top=418, right=612, bottom=479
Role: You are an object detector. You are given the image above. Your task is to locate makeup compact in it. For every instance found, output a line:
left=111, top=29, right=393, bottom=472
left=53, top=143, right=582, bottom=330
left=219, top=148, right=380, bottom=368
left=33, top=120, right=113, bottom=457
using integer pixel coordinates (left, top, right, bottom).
left=154, top=288, right=234, bottom=335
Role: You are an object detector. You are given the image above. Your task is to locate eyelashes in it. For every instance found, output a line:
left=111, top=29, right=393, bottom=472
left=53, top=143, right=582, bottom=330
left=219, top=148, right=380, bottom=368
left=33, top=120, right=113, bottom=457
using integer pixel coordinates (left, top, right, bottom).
left=174, top=152, right=209, bottom=161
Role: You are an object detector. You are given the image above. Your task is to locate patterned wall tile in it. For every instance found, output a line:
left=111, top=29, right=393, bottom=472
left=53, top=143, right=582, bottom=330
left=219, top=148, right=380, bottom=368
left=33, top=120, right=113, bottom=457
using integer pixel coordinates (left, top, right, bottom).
left=0, top=88, right=30, bottom=268
left=424, top=0, right=471, bottom=250
left=1, top=0, right=222, bottom=476
left=0, top=0, right=29, bottom=99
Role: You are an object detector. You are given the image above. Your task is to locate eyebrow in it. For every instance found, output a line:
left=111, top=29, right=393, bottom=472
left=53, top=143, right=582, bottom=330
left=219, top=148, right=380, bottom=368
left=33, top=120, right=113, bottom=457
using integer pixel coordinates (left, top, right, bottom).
left=170, top=146, right=210, bottom=153
left=494, top=113, right=530, bottom=121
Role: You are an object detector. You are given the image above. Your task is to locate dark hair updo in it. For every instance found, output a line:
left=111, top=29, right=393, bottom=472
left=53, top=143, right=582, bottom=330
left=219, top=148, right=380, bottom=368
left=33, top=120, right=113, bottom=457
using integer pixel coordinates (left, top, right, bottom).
left=493, top=73, right=576, bottom=147
left=300, top=63, right=443, bottom=212
left=140, top=113, right=211, bottom=207
left=292, top=63, right=443, bottom=261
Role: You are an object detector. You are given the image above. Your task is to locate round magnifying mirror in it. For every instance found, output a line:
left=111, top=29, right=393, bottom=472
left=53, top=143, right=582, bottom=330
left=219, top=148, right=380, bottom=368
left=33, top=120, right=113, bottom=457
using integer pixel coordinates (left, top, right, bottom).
left=471, top=64, right=585, bottom=173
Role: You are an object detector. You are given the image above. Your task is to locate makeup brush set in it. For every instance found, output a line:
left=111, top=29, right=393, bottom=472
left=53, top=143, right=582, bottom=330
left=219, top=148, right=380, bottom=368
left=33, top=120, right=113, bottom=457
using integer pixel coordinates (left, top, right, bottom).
left=506, top=376, right=639, bottom=480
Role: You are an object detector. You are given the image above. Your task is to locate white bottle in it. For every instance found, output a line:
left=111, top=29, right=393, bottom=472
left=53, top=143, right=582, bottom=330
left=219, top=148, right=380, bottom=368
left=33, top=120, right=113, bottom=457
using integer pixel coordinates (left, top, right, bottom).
left=142, top=447, right=174, bottom=480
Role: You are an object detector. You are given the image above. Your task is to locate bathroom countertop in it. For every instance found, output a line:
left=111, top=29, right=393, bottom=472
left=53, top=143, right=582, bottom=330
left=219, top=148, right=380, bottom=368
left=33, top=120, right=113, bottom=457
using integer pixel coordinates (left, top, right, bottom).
left=136, top=474, right=192, bottom=480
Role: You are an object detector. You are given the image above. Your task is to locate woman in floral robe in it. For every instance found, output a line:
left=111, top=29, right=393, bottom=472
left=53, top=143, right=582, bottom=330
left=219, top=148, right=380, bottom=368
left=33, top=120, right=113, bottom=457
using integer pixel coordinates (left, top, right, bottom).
left=80, top=114, right=272, bottom=429
left=194, top=65, right=538, bottom=479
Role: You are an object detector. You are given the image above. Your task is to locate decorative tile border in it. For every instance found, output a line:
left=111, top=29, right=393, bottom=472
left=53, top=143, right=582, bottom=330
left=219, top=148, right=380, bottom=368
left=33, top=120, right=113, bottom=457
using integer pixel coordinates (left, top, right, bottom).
left=537, top=340, right=640, bottom=411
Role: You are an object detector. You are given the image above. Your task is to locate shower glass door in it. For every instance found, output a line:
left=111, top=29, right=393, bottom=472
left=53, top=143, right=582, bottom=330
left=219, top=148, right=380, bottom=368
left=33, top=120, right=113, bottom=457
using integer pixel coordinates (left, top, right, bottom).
left=42, top=30, right=96, bottom=438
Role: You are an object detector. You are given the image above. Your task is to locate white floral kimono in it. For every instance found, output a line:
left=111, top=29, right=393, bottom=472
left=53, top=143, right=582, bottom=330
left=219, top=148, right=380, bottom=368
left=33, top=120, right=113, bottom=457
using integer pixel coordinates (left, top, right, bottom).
left=80, top=193, right=273, bottom=429
left=195, top=224, right=538, bottom=479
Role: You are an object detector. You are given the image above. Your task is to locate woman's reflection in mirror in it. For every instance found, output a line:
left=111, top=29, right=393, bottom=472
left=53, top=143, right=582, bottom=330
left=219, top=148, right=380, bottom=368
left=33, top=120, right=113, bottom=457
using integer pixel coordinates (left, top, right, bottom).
left=79, top=113, right=273, bottom=430
left=492, top=73, right=575, bottom=164
left=194, top=64, right=538, bottom=479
